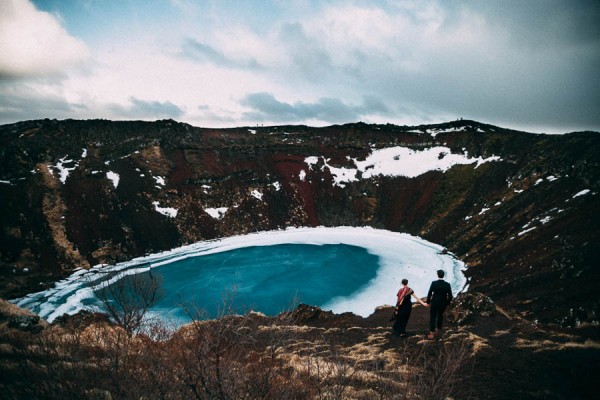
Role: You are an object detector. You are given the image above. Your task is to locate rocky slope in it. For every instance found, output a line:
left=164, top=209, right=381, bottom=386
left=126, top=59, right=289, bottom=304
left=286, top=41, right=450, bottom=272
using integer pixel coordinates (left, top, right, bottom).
left=0, top=118, right=598, bottom=328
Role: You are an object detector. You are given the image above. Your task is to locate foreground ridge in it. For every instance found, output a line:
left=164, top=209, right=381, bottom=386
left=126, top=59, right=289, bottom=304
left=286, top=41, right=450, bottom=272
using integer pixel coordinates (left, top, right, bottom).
left=1, top=293, right=598, bottom=399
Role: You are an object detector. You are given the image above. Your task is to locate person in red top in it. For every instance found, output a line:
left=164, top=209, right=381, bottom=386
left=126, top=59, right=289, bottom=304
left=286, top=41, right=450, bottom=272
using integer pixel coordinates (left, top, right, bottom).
left=392, top=278, right=428, bottom=337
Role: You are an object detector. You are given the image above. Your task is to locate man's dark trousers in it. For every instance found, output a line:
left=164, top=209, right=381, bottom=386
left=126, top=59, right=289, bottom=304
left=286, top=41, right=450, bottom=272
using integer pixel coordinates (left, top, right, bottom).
left=429, top=303, right=446, bottom=332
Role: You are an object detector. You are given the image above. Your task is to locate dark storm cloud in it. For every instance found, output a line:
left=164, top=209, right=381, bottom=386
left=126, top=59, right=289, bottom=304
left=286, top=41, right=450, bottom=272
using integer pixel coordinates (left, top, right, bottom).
left=431, top=0, right=600, bottom=131
left=242, top=92, right=391, bottom=123
left=305, top=0, right=600, bottom=133
left=456, top=0, right=600, bottom=48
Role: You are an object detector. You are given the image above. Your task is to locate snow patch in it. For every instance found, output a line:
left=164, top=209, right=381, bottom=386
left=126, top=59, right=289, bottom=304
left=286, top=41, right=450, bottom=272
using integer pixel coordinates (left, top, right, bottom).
left=304, top=156, right=319, bottom=168
left=427, top=126, right=467, bottom=137
left=53, top=156, right=81, bottom=184
left=154, top=176, right=166, bottom=187
left=106, top=171, right=120, bottom=188
left=251, top=190, right=263, bottom=201
left=305, top=146, right=501, bottom=188
left=572, top=189, right=590, bottom=198
left=518, top=227, right=537, bottom=236
left=152, top=201, right=178, bottom=218
left=205, top=207, right=228, bottom=219
left=298, top=170, right=306, bottom=181
left=327, top=165, right=358, bottom=188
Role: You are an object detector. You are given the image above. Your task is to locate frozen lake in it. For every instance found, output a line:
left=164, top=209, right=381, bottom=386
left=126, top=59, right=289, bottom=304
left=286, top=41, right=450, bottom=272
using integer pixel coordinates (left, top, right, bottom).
left=14, top=227, right=467, bottom=325
left=147, top=243, right=379, bottom=322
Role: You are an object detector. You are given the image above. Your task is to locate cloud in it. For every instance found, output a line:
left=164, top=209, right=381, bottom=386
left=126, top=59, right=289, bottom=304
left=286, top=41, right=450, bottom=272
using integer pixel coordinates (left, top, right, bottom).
left=0, top=81, right=86, bottom=122
left=0, top=1, right=597, bottom=133
left=0, top=0, right=90, bottom=78
left=180, top=38, right=263, bottom=70
left=108, top=98, right=184, bottom=120
left=194, top=104, right=237, bottom=124
left=242, top=92, right=391, bottom=124
left=0, top=82, right=184, bottom=123
left=455, top=0, right=600, bottom=49
left=269, top=2, right=600, bottom=132
left=278, top=23, right=335, bottom=80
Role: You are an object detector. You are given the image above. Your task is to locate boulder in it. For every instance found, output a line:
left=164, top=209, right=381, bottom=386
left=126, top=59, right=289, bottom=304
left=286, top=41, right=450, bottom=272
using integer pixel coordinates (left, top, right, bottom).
left=290, top=303, right=335, bottom=323
left=0, top=298, right=47, bottom=333
left=8, top=315, right=43, bottom=333
left=448, top=292, right=496, bottom=325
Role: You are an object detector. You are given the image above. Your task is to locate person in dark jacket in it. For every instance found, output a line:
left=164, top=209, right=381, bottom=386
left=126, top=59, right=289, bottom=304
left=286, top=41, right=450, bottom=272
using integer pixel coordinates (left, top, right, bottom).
left=426, top=270, right=453, bottom=339
left=392, top=279, right=428, bottom=337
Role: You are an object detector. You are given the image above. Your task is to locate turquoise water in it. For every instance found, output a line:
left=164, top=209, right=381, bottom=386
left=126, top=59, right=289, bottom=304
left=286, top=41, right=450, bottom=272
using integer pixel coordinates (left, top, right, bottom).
left=105, top=244, right=380, bottom=323
left=15, top=227, right=466, bottom=324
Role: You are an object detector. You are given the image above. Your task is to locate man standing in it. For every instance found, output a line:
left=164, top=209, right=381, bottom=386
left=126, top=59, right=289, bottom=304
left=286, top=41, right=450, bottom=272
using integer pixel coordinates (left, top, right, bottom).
left=426, top=269, right=453, bottom=339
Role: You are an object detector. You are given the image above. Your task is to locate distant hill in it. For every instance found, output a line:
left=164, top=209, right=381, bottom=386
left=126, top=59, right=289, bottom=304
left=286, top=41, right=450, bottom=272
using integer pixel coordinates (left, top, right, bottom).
left=1, top=118, right=598, bottom=326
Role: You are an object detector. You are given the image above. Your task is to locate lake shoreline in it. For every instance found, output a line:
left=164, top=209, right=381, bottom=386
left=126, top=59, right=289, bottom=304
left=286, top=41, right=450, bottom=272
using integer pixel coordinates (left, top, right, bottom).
left=13, top=226, right=467, bottom=323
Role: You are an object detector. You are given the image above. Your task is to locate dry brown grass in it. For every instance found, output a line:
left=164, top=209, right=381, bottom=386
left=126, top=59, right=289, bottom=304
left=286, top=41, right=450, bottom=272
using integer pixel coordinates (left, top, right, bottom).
left=0, top=299, right=38, bottom=318
left=1, top=309, right=475, bottom=400
left=515, top=337, right=600, bottom=352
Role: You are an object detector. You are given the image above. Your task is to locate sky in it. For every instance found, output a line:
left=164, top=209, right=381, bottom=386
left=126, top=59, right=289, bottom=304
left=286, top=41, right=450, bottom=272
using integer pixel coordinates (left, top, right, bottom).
left=0, top=0, right=598, bottom=134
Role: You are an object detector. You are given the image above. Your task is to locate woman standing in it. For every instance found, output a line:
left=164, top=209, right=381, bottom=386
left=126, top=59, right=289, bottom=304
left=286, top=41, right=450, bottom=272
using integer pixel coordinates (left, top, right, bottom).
left=392, top=279, right=428, bottom=337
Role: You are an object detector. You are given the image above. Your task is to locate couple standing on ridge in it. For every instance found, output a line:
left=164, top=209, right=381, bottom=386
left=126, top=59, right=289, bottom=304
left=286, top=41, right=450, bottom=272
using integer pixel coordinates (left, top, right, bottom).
left=392, top=269, right=453, bottom=339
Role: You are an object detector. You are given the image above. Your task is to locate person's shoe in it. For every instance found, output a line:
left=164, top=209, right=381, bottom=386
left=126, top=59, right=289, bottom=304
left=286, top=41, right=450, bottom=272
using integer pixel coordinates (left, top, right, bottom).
left=427, top=332, right=435, bottom=340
